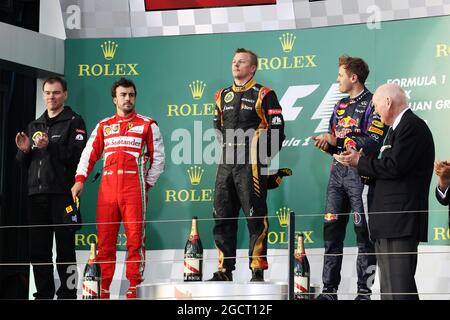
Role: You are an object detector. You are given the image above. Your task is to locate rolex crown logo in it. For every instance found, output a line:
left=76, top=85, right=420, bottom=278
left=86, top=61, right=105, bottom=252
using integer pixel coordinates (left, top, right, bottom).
left=279, top=33, right=296, bottom=53
left=189, top=80, right=206, bottom=100
left=187, top=166, right=204, bottom=186
left=276, top=207, right=291, bottom=227
left=101, top=41, right=118, bottom=60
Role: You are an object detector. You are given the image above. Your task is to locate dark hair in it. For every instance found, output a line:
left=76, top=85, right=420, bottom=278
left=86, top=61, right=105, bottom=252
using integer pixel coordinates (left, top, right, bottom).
left=338, top=55, right=370, bottom=84
left=42, top=76, right=67, bottom=92
left=111, top=77, right=137, bottom=97
left=235, top=48, right=258, bottom=69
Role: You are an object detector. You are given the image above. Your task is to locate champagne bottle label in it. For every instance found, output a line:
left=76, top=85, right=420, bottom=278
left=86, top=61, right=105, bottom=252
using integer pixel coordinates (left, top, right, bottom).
left=184, top=217, right=203, bottom=281
left=294, top=276, right=309, bottom=294
left=184, top=257, right=202, bottom=274
left=82, top=280, right=100, bottom=299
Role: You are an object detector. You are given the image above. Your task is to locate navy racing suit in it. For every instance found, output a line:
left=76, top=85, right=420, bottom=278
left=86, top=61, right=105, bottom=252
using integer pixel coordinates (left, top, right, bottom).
left=322, top=88, right=386, bottom=292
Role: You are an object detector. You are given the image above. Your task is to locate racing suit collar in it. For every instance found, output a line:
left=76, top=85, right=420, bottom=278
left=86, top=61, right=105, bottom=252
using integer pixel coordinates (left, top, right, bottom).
left=232, top=78, right=256, bottom=92
left=349, top=87, right=369, bottom=104
left=115, top=110, right=137, bottom=122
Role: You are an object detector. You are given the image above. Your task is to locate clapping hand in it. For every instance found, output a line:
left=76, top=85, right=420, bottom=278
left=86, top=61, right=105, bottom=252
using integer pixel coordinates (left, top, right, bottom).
left=333, top=148, right=363, bottom=168
left=434, top=160, right=450, bottom=179
left=435, top=160, right=450, bottom=192
left=32, top=131, right=49, bottom=149
left=15, top=132, right=31, bottom=153
left=311, top=134, right=336, bottom=152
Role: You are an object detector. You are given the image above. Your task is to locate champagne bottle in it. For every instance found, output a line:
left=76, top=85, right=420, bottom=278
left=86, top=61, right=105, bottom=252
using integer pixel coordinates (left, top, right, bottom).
left=294, top=233, right=310, bottom=300
left=184, top=216, right=203, bottom=281
left=82, top=242, right=101, bottom=299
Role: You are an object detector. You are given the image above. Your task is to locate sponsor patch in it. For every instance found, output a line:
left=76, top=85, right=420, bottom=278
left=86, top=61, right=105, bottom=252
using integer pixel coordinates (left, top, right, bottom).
left=370, top=134, right=380, bottom=140
left=272, top=116, right=282, bottom=125
left=240, top=103, right=253, bottom=111
left=241, top=97, right=255, bottom=104
left=224, top=92, right=234, bottom=103
left=268, top=109, right=282, bottom=115
left=260, top=87, right=271, bottom=99
left=336, top=109, right=345, bottom=116
left=372, top=120, right=384, bottom=128
left=76, top=129, right=86, bottom=134
left=339, top=103, right=349, bottom=109
left=368, top=126, right=383, bottom=135
left=75, top=134, right=84, bottom=141
left=128, top=124, right=144, bottom=134
left=324, top=213, right=338, bottom=221
left=337, top=116, right=359, bottom=128
left=344, top=138, right=357, bottom=149
left=104, top=136, right=142, bottom=149
left=353, top=212, right=362, bottom=225
left=104, top=126, right=111, bottom=136
left=111, top=124, right=120, bottom=134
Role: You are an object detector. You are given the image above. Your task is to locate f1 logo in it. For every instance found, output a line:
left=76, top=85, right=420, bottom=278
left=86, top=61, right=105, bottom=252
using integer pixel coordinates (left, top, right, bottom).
left=280, top=83, right=348, bottom=133
left=279, top=85, right=319, bottom=121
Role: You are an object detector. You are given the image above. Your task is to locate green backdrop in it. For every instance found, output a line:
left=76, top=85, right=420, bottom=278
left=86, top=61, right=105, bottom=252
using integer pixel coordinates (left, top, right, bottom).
left=64, top=15, right=450, bottom=250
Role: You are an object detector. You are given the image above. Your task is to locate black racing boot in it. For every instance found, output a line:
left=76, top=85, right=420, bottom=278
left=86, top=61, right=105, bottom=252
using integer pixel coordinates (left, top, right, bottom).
left=355, top=287, right=371, bottom=300
left=250, top=269, right=264, bottom=282
left=207, top=271, right=233, bottom=281
left=316, top=287, right=338, bottom=300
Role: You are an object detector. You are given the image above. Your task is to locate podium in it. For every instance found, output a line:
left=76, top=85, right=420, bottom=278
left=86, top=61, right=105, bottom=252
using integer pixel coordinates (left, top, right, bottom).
left=137, top=281, right=288, bottom=300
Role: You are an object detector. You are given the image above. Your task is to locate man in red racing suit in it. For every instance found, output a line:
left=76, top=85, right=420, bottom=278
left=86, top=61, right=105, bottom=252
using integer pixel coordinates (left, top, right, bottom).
left=72, top=78, right=165, bottom=299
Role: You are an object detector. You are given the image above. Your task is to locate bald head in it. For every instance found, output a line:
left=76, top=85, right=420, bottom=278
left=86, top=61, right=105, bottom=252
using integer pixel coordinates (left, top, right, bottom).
left=372, top=83, right=408, bottom=125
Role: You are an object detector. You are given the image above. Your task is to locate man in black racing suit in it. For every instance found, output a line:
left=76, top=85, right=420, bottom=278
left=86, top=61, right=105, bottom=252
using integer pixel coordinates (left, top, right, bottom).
left=208, top=48, right=285, bottom=282
left=312, top=55, right=386, bottom=300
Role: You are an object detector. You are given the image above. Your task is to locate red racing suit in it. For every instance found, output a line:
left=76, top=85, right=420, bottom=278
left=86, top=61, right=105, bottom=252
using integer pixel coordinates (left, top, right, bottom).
left=75, top=111, right=165, bottom=290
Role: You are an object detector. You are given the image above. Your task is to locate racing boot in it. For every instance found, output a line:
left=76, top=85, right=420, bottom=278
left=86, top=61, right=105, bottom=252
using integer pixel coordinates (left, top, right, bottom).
left=355, top=286, right=371, bottom=300
left=250, top=269, right=264, bottom=282
left=207, top=270, right=233, bottom=281
left=316, top=287, right=338, bottom=300
left=100, top=289, right=110, bottom=299
left=126, top=286, right=137, bottom=299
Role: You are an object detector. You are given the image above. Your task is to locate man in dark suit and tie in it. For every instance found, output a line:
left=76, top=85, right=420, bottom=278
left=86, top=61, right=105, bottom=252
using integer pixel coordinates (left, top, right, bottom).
left=434, top=160, right=450, bottom=225
left=334, top=83, right=435, bottom=300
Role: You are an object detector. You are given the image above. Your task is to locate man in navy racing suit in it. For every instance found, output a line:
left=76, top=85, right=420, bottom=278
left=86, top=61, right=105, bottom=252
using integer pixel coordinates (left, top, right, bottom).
left=312, top=55, right=386, bottom=300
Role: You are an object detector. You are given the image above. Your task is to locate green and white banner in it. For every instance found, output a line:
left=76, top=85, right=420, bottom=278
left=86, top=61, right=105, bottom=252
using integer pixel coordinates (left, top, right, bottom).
left=65, top=15, right=450, bottom=252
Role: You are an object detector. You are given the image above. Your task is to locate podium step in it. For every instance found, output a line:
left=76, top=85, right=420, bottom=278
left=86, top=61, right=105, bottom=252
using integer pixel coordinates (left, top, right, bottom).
left=137, top=281, right=288, bottom=300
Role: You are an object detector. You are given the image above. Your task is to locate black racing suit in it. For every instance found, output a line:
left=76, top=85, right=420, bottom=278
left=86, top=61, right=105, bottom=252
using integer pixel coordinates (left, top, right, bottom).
left=213, top=79, right=285, bottom=272
left=322, top=88, right=386, bottom=291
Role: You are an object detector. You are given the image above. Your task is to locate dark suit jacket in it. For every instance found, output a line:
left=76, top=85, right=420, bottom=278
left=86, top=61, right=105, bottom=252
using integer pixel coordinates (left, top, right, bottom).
left=435, top=186, right=450, bottom=228
left=357, top=109, right=434, bottom=242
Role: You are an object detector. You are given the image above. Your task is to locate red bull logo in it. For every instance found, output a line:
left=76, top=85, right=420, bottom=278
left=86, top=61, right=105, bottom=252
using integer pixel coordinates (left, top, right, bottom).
left=337, top=116, right=359, bottom=128
left=324, top=213, right=338, bottom=221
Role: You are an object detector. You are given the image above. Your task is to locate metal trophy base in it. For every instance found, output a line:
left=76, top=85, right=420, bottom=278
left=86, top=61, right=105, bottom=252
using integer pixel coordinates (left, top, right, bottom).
left=137, top=281, right=288, bottom=300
